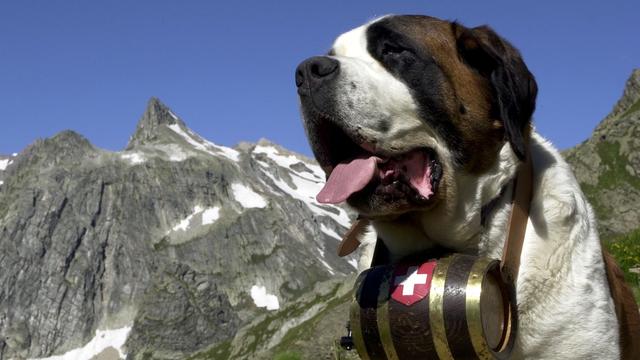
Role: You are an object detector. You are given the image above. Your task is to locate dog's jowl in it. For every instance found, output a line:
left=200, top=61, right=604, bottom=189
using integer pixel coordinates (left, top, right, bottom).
left=296, top=15, right=638, bottom=359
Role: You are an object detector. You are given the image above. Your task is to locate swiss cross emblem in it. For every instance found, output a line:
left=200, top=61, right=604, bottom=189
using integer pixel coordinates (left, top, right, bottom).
left=391, top=261, right=437, bottom=306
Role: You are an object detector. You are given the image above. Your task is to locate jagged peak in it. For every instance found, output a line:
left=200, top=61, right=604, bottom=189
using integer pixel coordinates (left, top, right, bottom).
left=15, top=130, right=98, bottom=167
left=591, top=69, right=640, bottom=141
left=52, top=129, right=91, bottom=142
left=43, top=130, right=96, bottom=153
left=126, top=97, right=187, bottom=150
left=605, top=69, right=640, bottom=120
left=237, top=139, right=281, bottom=154
left=251, top=138, right=318, bottom=165
left=254, top=138, right=296, bottom=155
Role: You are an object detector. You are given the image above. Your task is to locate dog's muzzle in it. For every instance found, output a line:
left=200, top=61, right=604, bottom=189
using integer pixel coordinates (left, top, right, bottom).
left=295, top=56, right=340, bottom=98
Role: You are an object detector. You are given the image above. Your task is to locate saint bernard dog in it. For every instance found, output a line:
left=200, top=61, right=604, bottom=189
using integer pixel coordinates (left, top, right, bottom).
left=295, top=15, right=624, bottom=359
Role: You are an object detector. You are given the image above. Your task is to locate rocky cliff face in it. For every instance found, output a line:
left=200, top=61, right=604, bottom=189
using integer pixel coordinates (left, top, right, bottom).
left=0, top=98, right=358, bottom=359
left=0, top=153, right=17, bottom=187
left=6, top=68, right=637, bottom=360
left=564, top=69, right=640, bottom=238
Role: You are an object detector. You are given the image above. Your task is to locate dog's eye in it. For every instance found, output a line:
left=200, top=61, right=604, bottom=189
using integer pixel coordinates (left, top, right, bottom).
left=381, top=42, right=411, bottom=56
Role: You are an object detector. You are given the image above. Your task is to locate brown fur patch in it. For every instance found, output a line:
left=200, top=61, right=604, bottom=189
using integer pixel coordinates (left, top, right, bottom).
left=603, top=251, right=640, bottom=359
left=385, top=17, right=506, bottom=174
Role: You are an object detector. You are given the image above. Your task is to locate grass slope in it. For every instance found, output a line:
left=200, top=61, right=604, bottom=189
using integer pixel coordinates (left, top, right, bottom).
left=604, top=228, right=640, bottom=303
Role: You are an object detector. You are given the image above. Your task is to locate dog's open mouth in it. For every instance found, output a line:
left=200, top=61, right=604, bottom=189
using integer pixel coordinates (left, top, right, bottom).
left=316, top=145, right=442, bottom=206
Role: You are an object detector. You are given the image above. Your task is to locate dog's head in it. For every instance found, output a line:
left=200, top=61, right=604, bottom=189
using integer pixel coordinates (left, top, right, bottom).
left=296, top=15, right=537, bottom=252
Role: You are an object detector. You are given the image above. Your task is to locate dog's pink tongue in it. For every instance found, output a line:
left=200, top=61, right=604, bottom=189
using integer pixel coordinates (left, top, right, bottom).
left=405, top=151, right=433, bottom=199
left=317, top=157, right=378, bottom=204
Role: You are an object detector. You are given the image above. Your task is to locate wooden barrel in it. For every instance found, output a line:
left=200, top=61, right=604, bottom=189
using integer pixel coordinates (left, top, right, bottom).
left=350, top=254, right=516, bottom=360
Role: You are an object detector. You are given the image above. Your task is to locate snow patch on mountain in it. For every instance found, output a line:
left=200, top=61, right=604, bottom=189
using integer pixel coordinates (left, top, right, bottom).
left=348, top=258, right=358, bottom=269
left=170, top=206, right=204, bottom=233
left=253, top=145, right=323, bottom=181
left=0, top=159, right=13, bottom=170
left=232, top=183, right=268, bottom=208
left=315, top=245, right=336, bottom=275
left=121, top=152, right=146, bottom=164
left=254, top=145, right=322, bottom=176
left=250, top=285, right=279, bottom=311
left=251, top=145, right=351, bottom=228
left=211, top=143, right=241, bottom=162
left=167, top=124, right=240, bottom=162
left=168, top=124, right=213, bottom=153
left=259, top=170, right=350, bottom=228
left=157, top=144, right=189, bottom=162
left=202, top=207, right=221, bottom=225
left=29, top=326, right=132, bottom=360
left=167, top=205, right=221, bottom=234
left=320, top=224, right=341, bottom=241
left=318, top=258, right=335, bottom=275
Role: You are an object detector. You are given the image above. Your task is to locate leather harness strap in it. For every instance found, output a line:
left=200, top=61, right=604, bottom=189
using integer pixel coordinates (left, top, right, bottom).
left=337, top=218, right=370, bottom=257
left=337, top=145, right=640, bottom=358
left=496, top=150, right=640, bottom=359
left=500, top=151, right=533, bottom=284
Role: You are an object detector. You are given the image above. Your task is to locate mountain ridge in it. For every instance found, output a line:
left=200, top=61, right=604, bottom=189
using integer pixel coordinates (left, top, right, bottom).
left=126, top=97, right=186, bottom=150
left=2, top=64, right=639, bottom=359
left=564, top=68, right=640, bottom=238
left=0, top=98, right=356, bottom=360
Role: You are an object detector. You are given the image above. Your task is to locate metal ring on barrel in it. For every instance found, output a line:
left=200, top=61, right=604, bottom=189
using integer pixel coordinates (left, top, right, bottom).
left=350, top=254, right=517, bottom=360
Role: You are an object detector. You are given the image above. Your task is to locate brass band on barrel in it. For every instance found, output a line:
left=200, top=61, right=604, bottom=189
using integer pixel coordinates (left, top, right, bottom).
left=465, top=258, right=499, bottom=360
left=376, top=271, right=400, bottom=360
left=352, top=253, right=516, bottom=360
left=351, top=275, right=371, bottom=360
left=428, top=255, right=455, bottom=360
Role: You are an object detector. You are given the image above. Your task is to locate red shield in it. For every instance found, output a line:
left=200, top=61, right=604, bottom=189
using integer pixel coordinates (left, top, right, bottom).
left=391, top=261, right=437, bottom=306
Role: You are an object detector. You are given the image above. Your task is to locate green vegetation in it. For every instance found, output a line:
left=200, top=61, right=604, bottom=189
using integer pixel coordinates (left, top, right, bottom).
left=273, top=351, right=304, bottom=360
left=604, top=228, right=640, bottom=303
left=594, top=141, right=640, bottom=190
left=580, top=140, right=640, bottom=224
left=270, top=291, right=349, bottom=355
left=187, top=282, right=346, bottom=360
left=618, top=98, right=640, bottom=120
left=186, top=340, right=231, bottom=360
left=239, top=283, right=342, bottom=357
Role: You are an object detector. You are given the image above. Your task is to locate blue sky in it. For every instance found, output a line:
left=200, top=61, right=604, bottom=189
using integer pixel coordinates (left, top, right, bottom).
left=1, top=0, right=639, bottom=156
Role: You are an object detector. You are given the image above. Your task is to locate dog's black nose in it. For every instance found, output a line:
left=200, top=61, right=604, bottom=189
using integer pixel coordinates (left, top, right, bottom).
left=295, top=56, right=339, bottom=90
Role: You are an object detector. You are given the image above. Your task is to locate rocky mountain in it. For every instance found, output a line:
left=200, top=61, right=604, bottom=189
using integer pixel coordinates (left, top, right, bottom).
left=564, top=69, right=640, bottom=238
left=3, top=68, right=638, bottom=360
left=0, top=153, right=18, bottom=187
left=0, top=98, right=359, bottom=359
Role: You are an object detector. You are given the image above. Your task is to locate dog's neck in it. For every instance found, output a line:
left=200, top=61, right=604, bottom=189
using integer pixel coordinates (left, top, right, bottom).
left=371, top=142, right=520, bottom=261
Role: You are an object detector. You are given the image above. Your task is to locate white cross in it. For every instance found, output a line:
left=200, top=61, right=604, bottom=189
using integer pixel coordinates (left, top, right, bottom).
left=394, top=266, right=428, bottom=296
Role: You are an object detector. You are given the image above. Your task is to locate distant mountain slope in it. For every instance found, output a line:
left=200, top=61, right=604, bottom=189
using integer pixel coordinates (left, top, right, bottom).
left=0, top=98, right=357, bottom=359
left=564, top=69, right=640, bottom=238
left=5, top=68, right=639, bottom=360
left=0, top=153, right=18, bottom=187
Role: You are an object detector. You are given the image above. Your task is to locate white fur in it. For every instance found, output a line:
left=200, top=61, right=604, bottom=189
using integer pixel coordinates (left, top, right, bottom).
left=506, top=134, right=618, bottom=359
left=452, top=133, right=620, bottom=359
left=332, top=20, right=620, bottom=359
left=331, top=22, right=453, bottom=164
left=359, top=134, right=620, bottom=359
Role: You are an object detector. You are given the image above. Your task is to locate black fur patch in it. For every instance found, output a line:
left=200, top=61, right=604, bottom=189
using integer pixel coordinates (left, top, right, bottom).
left=366, top=17, right=467, bottom=165
left=455, top=24, right=538, bottom=160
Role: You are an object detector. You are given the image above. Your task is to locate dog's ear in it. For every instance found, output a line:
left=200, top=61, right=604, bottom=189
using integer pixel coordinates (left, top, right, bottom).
left=453, top=22, right=538, bottom=160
